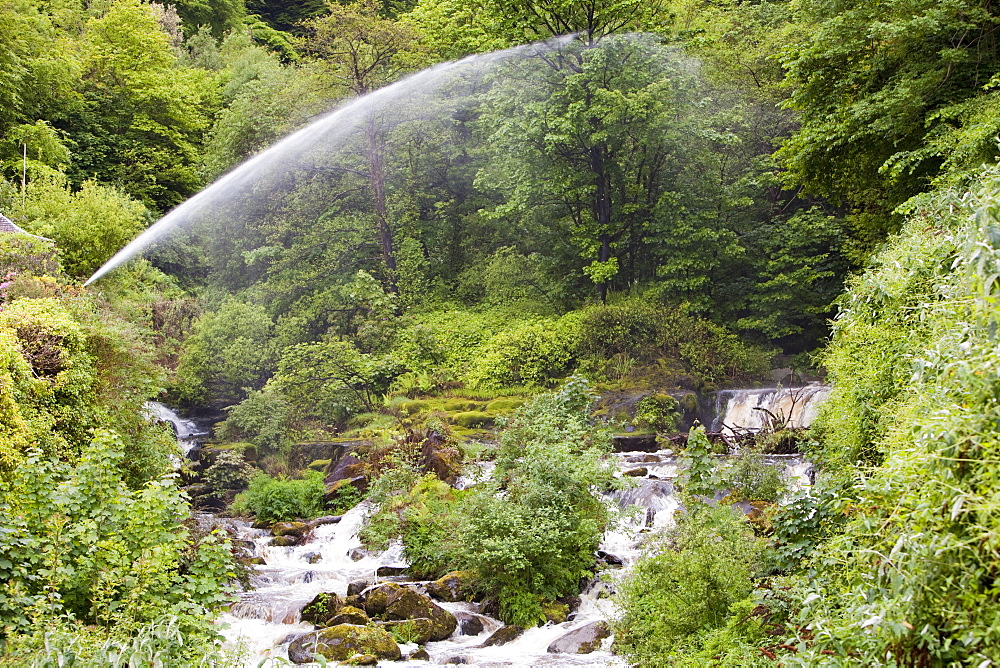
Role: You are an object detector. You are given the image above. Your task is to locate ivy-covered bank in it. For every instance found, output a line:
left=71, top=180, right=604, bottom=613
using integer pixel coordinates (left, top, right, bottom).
left=0, top=243, right=235, bottom=665
left=612, top=168, right=1000, bottom=665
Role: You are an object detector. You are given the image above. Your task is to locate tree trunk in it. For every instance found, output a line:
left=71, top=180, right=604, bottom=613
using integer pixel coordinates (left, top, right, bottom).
left=366, top=114, right=397, bottom=294
left=592, top=143, right=612, bottom=303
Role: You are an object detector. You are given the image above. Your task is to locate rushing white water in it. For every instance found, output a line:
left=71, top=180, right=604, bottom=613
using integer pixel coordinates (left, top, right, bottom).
left=146, top=401, right=209, bottom=454
left=712, top=384, right=830, bottom=435
left=216, top=447, right=813, bottom=667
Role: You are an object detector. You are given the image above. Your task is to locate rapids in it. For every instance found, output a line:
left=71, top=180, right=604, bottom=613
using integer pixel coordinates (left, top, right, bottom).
left=199, top=386, right=823, bottom=666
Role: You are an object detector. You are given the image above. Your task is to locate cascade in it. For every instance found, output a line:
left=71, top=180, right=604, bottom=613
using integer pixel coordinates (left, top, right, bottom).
left=150, top=404, right=819, bottom=666
left=146, top=401, right=210, bottom=455
left=711, top=384, right=830, bottom=435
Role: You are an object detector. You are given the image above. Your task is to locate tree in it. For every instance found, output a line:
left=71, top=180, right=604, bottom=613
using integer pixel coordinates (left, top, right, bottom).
left=478, top=34, right=704, bottom=301
left=779, top=0, right=1000, bottom=246
left=302, top=0, right=419, bottom=292
left=17, top=175, right=148, bottom=278
left=64, top=0, right=217, bottom=210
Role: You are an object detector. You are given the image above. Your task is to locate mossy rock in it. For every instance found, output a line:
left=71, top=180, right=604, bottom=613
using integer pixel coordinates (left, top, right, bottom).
left=452, top=411, right=495, bottom=428
left=364, top=583, right=457, bottom=641
left=426, top=570, right=480, bottom=602
left=301, top=592, right=347, bottom=626
left=376, top=618, right=438, bottom=644
left=540, top=600, right=570, bottom=624
left=308, top=459, right=332, bottom=472
left=294, top=624, right=401, bottom=662
left=481, top=625, right=524, bottom=646
left=272, top=535, right=299, bottom=547
left=680, top=392, right=699, bottom=413
left=400, top=400, right=431, bottom=415
left=485, top=398, right=524, bottom=413
left=339, top=654, right=378, bottom=666
left=443, top=400, right=479, bottom=411
left=272, top=521, right=308, bottom=537
left=330, top=605, right=370, bottom=626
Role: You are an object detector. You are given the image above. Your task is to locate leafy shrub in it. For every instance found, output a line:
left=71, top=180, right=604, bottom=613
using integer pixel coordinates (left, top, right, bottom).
left=202, top=449, right=257, bottom=492
left=576, top=300, right=770, bottom=385
left=465, top=317, right=578, bottom=388
left=723, top=451, right=787, bottom=503
left=777, top=169, right=1000, bottom=664
left=634, top=393, right=680, bottom=432
left=362, top=378, right=619, bottom=627
left=0, top=433, right=234, bottom=640
left=173, top=299, right=278, bottom=403
left=613, top=504, right=764, bottom=665
left=235, top=470, right=326, bottom=523
left=220, top=386, right=292, bottom=453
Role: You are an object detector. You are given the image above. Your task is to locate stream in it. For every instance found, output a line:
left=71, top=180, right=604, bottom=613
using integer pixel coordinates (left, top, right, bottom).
left=153, top=384, right=826, bottom=666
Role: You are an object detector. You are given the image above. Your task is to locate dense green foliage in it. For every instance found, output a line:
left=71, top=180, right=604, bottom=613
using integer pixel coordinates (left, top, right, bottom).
left=614, top=505, right=767, bottom=667
left=775, top=169, right=1000, bottom=664
left=362, top=379, right=619, bottom=627
left=9, top=0, right=1000, bottom=663
left=232, top=470, right=326, bottom=522
left=0, top=258, right=234, bottom=662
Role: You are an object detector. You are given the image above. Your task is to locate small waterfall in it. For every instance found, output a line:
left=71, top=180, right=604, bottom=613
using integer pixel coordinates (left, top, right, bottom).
left=711, top=384, right=830, bottom=435
left=146, top=401, right=210, bottom=454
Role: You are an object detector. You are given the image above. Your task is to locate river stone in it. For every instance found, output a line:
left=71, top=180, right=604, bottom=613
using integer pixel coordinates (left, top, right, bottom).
left=307, top=515, right=343, bottom=528
left=545, top=621, right=611, bottom=654
left=348, top=547, right=370, bottom=561
left=540, top=600, right=570, bottom=624
left=453, top=611, right=484, bottom=636
left=363, top=582, right=457, bottom=641
left=376, top=618, right=438, bottom=644
left=324, top=476, right=369, bottom=503
left=426, top=570, right=479, bottom=602
left=287, top=633, right=317, bottom=663
left=408, top=647, right=430, bottom=660
left=331, top=605, right=370, bottom=626
left=339, top=653, right=378, bottom=665
left=623, top=467, right=648, bottom=477
left=376, top=565, right=408, bottom=577
left=480, top=625, right=524, bottom=646
left=272, top=521, right=309, bottom=537
left=293, top=624, right=400, bottom=662
left=301, top=593, right=347, bottom=626
left=272, top=535, right=299, bottom=547
left=347, top=579, right=375, bottom=597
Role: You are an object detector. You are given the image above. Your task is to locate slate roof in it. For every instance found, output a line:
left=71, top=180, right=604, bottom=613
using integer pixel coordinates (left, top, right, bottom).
left=0, top=213, right=52, bottom=242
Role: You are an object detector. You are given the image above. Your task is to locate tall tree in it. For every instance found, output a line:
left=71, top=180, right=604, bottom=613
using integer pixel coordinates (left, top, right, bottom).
left=303, top=0, right=418, bottom=293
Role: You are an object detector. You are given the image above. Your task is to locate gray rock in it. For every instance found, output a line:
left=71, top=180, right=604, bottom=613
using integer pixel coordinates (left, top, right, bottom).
left=546, top=621, right=611, bottom=654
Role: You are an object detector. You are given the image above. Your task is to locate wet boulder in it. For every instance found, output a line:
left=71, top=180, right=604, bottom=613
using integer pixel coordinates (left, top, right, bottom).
left=306, top=515, right=343, bottom=529
left=376, top=565, right=408, bottom=577
left=301, top=593, right=347, bottom=626
left=347, top=578, right=376, bottom=597
left=623, top=467, right=648, bottom=477
left=330, top=605, right=370, bottom=626
left=426, top=570, right=479, bottom=602
left=272, top=521, right=309, bottom=537
left=287, top=625, right=400, bottom=663
left=407, top=647, right=430, bottom=660
left=480, top=625, right=524, bottom=646
left=546, top=621, right=610, bottom=654
left=272, top=535, right=299, bottom=547
left=421, top=442, right=463, bottom=485
left=453, top=611, right=485, bottom=636
left=364, top=582, right=457, bottom=641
